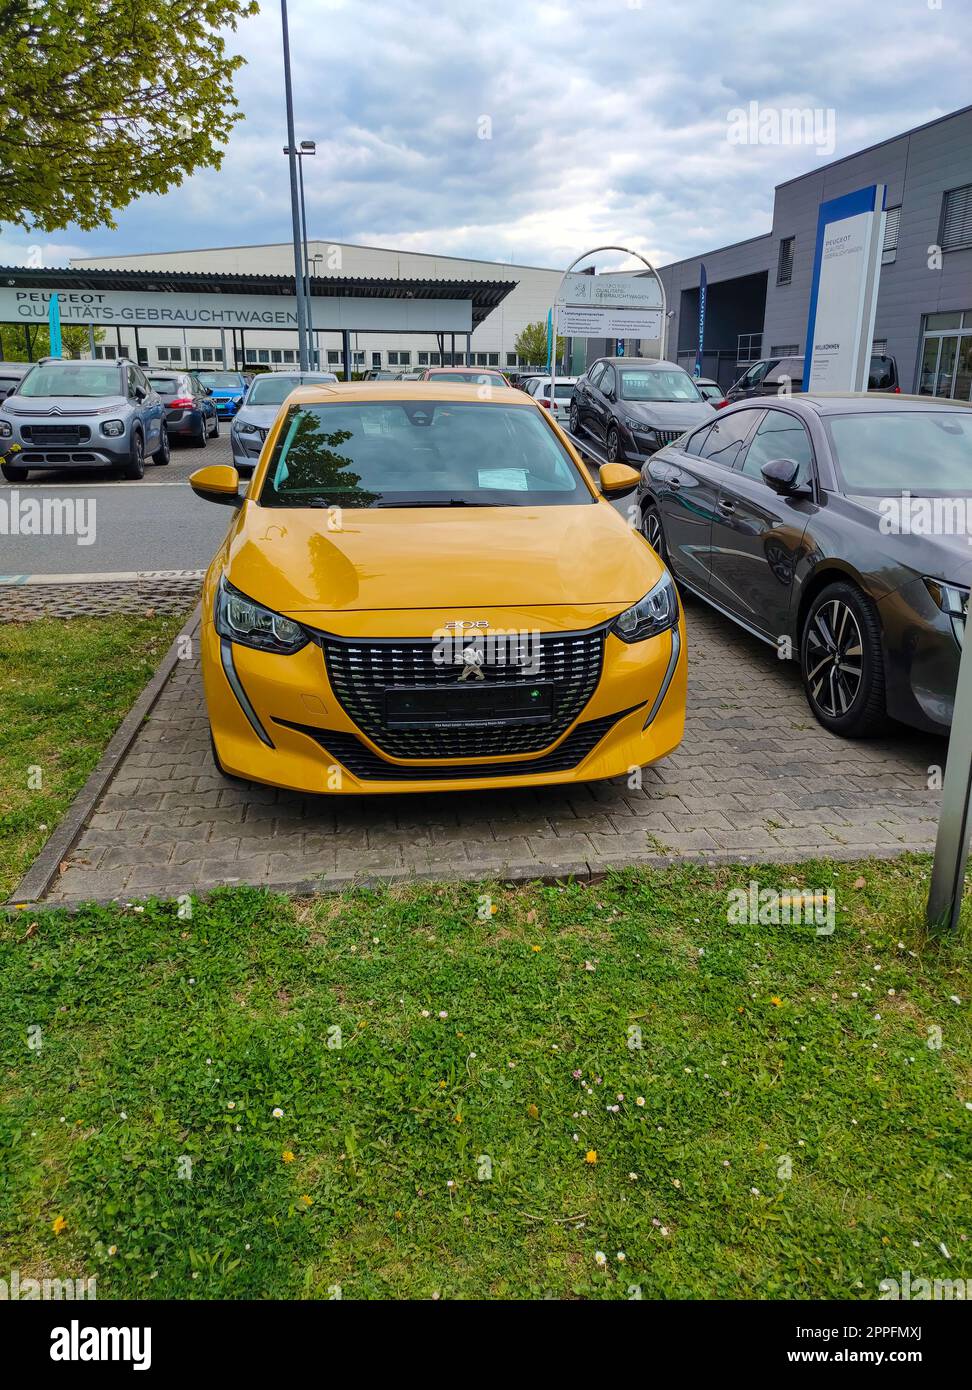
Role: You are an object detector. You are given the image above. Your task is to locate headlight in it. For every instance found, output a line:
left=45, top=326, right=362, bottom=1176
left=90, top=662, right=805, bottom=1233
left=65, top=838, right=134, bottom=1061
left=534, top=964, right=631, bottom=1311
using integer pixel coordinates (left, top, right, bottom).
left=215, top=577, right=309, bottom=654
left=624, top=417, right=655, bottom=438
left=0, top=420, right=11, bottom=438
left=100, top=419, right=125, bottom=437
left=611, top=571, right=679, bottom=643
left=924, top=577, right=968, bottom=647
left=234, top=422, right=259, bottom=435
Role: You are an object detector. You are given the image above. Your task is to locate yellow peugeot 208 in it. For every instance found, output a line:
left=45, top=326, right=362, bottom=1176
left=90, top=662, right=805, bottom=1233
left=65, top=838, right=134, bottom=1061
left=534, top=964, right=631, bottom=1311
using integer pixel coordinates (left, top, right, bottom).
left=190, top=382, right=686, bottom=795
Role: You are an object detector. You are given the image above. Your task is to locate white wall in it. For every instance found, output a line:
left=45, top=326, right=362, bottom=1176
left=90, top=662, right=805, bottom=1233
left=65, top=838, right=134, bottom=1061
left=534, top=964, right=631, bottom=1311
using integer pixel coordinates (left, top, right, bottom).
left=70, top=241, right=563, bottom=371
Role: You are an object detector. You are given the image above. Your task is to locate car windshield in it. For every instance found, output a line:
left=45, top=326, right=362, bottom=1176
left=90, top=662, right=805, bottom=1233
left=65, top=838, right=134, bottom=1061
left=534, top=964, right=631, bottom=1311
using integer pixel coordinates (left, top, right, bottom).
left=826, top=411, right=972, bottom=495
left=17, top=364, right=119, bottom=398
left=259, top=400, right=593, bottom=508
left=198, top=372, right=243, bottom=388
left=428, top=371, right=506, bottom=386
left=620, top=369, right=702, bottom=402
left=246, top=374, right=334, bottom=406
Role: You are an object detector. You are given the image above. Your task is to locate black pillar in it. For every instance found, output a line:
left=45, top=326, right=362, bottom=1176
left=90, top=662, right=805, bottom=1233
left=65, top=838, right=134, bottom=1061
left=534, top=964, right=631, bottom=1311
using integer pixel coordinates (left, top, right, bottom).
left=24, top=325, right=32, bottom=361
left=343, top=329, right=352, bottom=381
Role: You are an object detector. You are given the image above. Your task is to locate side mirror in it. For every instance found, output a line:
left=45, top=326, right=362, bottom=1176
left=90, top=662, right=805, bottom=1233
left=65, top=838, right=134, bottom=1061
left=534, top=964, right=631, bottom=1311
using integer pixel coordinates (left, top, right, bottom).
left=760, top=457, right=806, bottom=495
left=190, top=463, right=242, bottom=508
left=599, top=462, right=641, bottom=495
left=133, top=386, right=145, bottom=402
left=205, top=387, right=214, bottom=396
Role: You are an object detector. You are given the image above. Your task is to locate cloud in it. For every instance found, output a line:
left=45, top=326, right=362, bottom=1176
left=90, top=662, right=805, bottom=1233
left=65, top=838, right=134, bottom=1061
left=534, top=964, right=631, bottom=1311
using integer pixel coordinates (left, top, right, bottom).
left=14, top=0, right=972, bottom=270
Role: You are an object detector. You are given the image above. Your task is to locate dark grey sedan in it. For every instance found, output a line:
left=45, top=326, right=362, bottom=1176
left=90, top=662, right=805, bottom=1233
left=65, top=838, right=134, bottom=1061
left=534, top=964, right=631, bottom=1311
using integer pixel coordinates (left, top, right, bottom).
left=635, top=394, right=971, bottom=737
left=569, top=357, right=715, bottom=463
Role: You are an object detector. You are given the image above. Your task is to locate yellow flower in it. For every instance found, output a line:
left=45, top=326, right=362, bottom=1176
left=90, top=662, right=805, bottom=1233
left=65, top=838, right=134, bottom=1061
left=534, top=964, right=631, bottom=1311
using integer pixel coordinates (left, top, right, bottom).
left=453, top=1114, right=462, bottom=1124
left=585, top=1150, right=598, bottom=1165
left=438, top=1080, right=446, bottom=1088
left=282, top=1150, right=295, bottom=1164
left=532, top=945, right=542, bottom=952
left=299, top=1194, right=314, bottom=1207
left=527, top=1103, right=539, bottom=1119
left=51, top=1215, right=67, bottom=1236
left=770, top=996, right=783, bottom=1007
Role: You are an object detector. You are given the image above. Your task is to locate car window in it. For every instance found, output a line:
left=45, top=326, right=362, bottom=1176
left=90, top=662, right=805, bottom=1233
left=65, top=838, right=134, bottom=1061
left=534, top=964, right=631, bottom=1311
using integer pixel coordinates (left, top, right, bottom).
left=683, top=424, right=714, bottom=457
left=698, top=409, right=760, bottom=468
left=18, top=364, right=120, bottom=397
left=825, top=411, right=972, bottom=494
left=599, top=365, right=616, bottom=397
left=127, top=367, right=140, bottom=399
left=259, top=400, right=595, bottom=509
left=868, top=355, right=896, bottom=390
left=587, top=363, right=605, bottom=390
left=739, top=409, right=814, bottom=484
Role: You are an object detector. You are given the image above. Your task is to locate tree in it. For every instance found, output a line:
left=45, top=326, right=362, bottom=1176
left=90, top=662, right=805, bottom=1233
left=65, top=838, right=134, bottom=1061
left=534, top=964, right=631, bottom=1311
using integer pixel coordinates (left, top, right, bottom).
left=0, top=0, right=259, bottom=232
left=514, top=319, right=566, bottom=368
left=0, top=322, right=104, bottom=360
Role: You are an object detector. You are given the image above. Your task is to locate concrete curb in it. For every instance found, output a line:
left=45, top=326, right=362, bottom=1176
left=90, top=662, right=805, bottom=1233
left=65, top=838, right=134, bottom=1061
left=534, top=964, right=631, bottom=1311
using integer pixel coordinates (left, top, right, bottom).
left=7, top=842, right=931, bottom=916
left=6, top=605, right=202, bottom=908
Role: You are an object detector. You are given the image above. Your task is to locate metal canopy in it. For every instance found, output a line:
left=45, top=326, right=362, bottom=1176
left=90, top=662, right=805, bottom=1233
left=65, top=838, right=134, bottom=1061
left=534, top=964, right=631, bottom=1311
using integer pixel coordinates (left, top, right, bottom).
left=0, top=266, right=515, bottom=329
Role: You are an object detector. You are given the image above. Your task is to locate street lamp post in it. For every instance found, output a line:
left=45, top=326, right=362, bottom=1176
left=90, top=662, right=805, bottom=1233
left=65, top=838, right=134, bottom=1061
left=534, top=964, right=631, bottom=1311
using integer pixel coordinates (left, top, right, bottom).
left=284, top=140, right=317, bottom=366
left=279, top=0, right=309, bottom=370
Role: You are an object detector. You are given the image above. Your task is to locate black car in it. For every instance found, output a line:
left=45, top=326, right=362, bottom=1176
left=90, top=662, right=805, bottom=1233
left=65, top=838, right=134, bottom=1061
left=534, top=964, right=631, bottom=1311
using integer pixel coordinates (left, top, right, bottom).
left=145, top=371, right=219, bottom=447
left=636, top=394, right=970, bottom=738
left=569, top=357, right=715, bottom=463
left=727, top=353, right=899, bottom=402
left=0, top=362, right=32, bottom=401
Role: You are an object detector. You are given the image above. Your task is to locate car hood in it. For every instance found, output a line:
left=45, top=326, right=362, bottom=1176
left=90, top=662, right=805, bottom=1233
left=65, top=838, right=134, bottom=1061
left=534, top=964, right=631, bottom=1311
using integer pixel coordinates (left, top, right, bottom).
left=233, top=405, right=279, bottom=430
left=224, top=499, right=662, bottom=614
left=2, top=393, right=128, bottom=416
left=847, top=493, right=972, bottom=582
left=621, top=399, right=715, bottom=429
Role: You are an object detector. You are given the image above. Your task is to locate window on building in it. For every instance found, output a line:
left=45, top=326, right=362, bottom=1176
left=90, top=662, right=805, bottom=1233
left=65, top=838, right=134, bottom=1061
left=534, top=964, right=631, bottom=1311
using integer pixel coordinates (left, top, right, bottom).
left=283, top=349, right=296, bottom=363
left=137, top=349, right=148, bottom=365
left=157, top=347, right=169, bottom=361
left=352, top=351, right=365, bottom=367
left=202, top=348, right=213, bottom=362
left=872, top=338, right=888, bottom=356
left=327, top=349, right=342, bottom=366
left=430, top=352, right=440, bottom=366
left=258, top=350, right=269, bottom=363
left=190, top=347, right=201, bottom=363
left=777, top=236, right=795, bottom=286
left=371, top=351, right=382, bottom=368
left=271, top=349, right=282, bottom=364
left=488, top=353, right=499, bottom=366
left=506, top=352, right=517, bottom=367
left=418, top=352, right=429, bottom=366
left=941, top=185, right=972, bottom=252
left=882, top=206, right=901, bottom=265
left=770, top=344, right=799, bottom=356
left=95, top=345, right=117, bottom=360
left=245, top=349, right=257, bottom=363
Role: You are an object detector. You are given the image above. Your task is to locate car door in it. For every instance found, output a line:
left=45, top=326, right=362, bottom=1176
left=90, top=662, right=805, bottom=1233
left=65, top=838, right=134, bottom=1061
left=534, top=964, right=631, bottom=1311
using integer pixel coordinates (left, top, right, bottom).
left=650, top=409, right=759, bottom=592
left=707, top=406, right=817, bottom=641
left=576, top=361, right=604, bottom=434
left=133, top=366, right=162, bottom=446
left=593, top=363, right=616, bottom=442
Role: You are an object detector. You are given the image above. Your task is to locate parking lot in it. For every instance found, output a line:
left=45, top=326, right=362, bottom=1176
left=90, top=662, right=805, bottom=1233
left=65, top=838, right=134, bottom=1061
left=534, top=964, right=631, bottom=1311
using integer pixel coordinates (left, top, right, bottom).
left=44, top=586, right=942, bottom=904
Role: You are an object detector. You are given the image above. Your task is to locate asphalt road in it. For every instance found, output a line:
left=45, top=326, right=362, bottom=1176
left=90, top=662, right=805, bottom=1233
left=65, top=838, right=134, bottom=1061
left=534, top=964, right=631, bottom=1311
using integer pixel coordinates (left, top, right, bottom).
left=0, top=428, right=627, bottom=579
left=0, top=437, right=235, bottom=577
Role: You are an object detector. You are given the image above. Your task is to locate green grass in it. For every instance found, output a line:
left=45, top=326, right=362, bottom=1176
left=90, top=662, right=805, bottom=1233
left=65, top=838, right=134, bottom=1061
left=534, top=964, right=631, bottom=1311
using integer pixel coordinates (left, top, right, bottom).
left=1, top=860, right=969, bottom=1299
left=0, top=614, right=184, bottom=898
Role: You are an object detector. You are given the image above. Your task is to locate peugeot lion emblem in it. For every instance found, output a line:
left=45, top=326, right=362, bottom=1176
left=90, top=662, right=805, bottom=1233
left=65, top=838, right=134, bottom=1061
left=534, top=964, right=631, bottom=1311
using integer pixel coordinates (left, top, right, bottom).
left=458, top=645, right=486, bottom=682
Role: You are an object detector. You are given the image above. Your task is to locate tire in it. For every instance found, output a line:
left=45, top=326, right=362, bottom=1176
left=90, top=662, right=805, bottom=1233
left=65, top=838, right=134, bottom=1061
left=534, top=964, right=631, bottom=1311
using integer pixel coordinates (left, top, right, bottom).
left=1, top=461, right=28, bottom=482
left=569, top=402, right=580, bottom=435
left=800, top=581, right=888, bottom=738
left=641, top=503, right=667, bottom=562
left=210, top=414, right=219, bottom=439
left=193, top=419, right=208, bottom=449
left=123, top=430, right=145, bottom=480
left=152, top=423, right=170, bottom=465
left=606, top=424, right=623, bottom=462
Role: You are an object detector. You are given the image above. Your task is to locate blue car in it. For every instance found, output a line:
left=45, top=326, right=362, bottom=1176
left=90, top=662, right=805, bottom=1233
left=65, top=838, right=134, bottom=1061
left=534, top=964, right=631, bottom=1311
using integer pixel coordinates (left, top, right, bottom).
left=196, top=370, right=247, bottom=420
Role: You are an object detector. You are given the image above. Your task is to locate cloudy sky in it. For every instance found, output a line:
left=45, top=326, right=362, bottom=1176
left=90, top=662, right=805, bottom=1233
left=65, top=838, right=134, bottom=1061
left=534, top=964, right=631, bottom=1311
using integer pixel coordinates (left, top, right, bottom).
left=3, top=0, right=971, bottom=271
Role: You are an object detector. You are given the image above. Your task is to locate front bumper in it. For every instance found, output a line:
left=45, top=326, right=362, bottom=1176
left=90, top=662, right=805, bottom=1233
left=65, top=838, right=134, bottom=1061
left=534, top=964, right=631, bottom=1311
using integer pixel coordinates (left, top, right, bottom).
left=231, top=429, right=265, bottom=473
left=213, top=398, right=242, bottom=418
left=2, top=423, right=132, bottom=469
left=202, top=605, right=687, bottom=795
left=879, top=578, right=963, bottom=734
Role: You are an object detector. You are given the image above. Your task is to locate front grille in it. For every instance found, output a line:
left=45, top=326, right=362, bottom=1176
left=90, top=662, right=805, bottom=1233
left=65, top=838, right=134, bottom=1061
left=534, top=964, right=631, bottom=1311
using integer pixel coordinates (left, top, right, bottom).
left=316, top=627, right=606, bottom=759
left=654, top=428, right=685, bottom=447
left=274, top=706, right=641, bottom=781
left=22, top=424, right=90, bottom=446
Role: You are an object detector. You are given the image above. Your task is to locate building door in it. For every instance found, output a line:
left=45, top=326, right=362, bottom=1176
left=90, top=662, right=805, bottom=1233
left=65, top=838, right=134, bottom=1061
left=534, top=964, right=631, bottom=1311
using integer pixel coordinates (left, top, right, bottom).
left=917, top=311, right=972, bottom=401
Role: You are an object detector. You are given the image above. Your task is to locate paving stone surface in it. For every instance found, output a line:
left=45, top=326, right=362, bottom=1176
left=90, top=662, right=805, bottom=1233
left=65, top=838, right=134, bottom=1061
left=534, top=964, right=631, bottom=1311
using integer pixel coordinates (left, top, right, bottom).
left=0, top=577, right=201, bottom=622
left=44, top=596, right=944, bottom=902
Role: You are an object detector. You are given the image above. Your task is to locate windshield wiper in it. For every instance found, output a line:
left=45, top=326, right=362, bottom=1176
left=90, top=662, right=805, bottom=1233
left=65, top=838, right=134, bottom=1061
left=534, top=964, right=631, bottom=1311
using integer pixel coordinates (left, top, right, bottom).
left=376, top=498, right=493, bottom=508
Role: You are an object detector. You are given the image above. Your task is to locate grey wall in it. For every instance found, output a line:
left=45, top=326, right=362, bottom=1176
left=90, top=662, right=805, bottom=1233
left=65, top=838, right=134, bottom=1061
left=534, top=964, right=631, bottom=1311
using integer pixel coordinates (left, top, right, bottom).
left=657, top=106, right=972, bottom=393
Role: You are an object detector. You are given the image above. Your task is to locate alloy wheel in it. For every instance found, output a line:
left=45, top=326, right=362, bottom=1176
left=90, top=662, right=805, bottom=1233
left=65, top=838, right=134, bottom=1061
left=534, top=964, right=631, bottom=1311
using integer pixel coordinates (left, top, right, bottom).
left=804, top=599, right=864, bottom=718
left=607, top=427, right=620, bottom=461
left=642, top=508, right=663, bottom=555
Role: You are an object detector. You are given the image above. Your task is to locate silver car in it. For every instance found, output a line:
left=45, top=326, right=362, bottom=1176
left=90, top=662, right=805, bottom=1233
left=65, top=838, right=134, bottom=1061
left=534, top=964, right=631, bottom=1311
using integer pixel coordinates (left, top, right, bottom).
left=0, top=357, right=168, bottom=481
left=230, top=371, right=338, bottom=475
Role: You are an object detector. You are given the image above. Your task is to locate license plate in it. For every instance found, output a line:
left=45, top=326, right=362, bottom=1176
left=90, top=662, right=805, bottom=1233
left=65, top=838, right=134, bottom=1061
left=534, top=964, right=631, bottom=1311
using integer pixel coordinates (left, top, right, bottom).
left=385, top=682, right=554, bottom=730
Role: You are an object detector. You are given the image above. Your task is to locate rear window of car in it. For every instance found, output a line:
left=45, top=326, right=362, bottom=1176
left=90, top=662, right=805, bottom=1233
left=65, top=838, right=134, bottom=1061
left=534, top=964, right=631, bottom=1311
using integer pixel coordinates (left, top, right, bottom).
left=868, top=355, right=896, bottom=389
left=259, top=400, right=594, bottom=509
left=147, top=375, right=183, bottom=393
left=427, top=371, right=506, bottom=386
left=246, top=374, right=336, bottom=406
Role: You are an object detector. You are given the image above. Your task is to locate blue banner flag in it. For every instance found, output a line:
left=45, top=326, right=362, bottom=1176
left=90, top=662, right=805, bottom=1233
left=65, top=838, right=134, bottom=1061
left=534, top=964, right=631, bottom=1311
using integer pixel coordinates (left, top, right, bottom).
left=693, top=263, right=707, bottom=378
left=48, top=293, right=63, bottom=358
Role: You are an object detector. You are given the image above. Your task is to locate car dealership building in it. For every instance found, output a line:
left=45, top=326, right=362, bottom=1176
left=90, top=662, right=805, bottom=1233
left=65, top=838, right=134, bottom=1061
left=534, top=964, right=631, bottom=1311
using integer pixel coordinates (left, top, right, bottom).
left=653, top=104, right=972, bottom=398
left=62, top=242, right=563, bottom=376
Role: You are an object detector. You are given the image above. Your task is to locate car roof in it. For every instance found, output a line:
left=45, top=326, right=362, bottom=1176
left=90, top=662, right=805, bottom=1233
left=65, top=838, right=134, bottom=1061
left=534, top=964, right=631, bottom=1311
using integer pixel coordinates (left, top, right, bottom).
left=725, top=392, right=972, bottom=417
left=426, top=366, right=505, bottom=374
left=0, top=362, right=32, bottom=373
left=286, top=382, right=530, bottom=406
